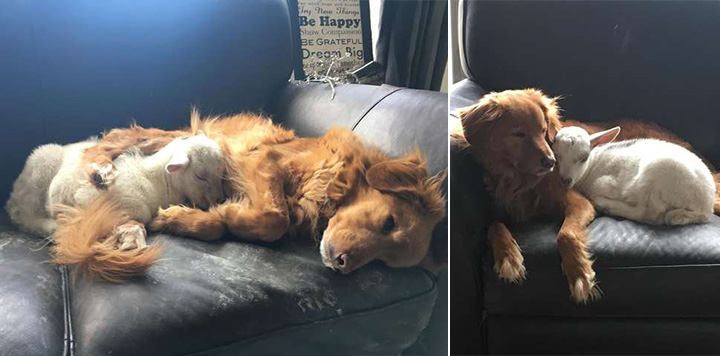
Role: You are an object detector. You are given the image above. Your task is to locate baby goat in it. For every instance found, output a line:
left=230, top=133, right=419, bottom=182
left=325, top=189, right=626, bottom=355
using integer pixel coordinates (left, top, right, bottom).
left=552, top=126, right=715, bottom=226
left=6, top=133, right=225, bottom=280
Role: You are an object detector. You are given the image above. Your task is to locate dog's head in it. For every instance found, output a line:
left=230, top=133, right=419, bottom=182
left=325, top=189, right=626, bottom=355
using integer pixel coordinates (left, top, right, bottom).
left=458, top=88, right=562, bottom=177
left=320, top=153, right=446, bottom=274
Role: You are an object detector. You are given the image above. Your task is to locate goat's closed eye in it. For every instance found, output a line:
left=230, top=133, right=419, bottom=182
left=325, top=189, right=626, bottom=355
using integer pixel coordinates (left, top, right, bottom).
left=195, top=173, right=208, bottom=182
left=511, top=131, right=526, bottom=138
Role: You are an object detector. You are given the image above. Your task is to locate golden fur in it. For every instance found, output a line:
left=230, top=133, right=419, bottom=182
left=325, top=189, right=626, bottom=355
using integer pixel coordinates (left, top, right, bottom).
left=53, top=111, right=296, bottom=281
left=58, top=112, right=446, bottom=279
left=150, top=120, right=447, bottom=274
left=52, top=195, right=162, bottom=282
left=455, top=88, right=720, bottom=303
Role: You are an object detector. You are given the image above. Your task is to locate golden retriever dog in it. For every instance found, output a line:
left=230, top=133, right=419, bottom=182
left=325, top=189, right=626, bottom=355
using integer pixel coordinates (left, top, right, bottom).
left=57, top=112, right=446, bottom=279
left=454, top=88, right=720, bottom=303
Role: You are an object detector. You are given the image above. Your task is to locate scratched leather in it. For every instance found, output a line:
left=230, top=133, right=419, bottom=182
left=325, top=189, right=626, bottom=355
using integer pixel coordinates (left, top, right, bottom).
left=0, top=222, right=65, bottom=356
left=69, top=233, right=436, bottom=356
left=482, top=215, right=720, bottom=317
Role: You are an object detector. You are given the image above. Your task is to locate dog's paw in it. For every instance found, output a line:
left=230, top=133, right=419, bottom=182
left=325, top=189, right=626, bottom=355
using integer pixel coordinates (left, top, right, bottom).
left=566, top=269, right=601, bottom=304
left=149, top=205, right=187, bottom=232
left=91, top=163, right=117, bottom=189
left=494, top=254, right=527, bottom=284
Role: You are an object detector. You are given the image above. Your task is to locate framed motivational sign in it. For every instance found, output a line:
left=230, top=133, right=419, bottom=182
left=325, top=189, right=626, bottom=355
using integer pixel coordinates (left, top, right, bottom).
left=290, top=0, right=373, bottom=80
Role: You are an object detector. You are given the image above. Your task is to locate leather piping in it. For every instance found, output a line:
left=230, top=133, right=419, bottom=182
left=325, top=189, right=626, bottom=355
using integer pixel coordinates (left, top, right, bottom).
left=61, top=265, right=74, bottom=356
left=350, top=86, right=403, bottom=131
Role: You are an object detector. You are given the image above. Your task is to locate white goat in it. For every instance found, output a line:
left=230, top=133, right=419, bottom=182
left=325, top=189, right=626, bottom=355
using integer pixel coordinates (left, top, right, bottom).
left=552, top=126, right=715, bottom=226
left=7, top=133, right=225, bottom=241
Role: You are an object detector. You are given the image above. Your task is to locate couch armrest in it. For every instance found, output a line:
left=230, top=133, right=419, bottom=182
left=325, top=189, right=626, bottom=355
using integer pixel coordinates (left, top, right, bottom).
left=450, top=127, right=490, bottom=355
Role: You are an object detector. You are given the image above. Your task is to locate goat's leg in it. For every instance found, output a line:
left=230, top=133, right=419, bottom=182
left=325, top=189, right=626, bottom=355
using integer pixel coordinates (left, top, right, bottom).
left=592, top=196, right=651, bottom=223
left=82, top=127, right=188, bottom=188
left=111, top=220, right=148, bottom=251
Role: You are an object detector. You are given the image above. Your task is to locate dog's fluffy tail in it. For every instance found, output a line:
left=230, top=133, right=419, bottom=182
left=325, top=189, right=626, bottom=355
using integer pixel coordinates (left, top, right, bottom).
left=52, top=195, right=161, bottom=282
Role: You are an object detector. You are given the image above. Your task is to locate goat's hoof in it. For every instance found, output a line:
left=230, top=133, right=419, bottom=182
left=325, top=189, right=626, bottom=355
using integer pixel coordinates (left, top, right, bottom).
left=115, top=224, right=147, bottom=251
left=91, top=163, right=116, bottom=189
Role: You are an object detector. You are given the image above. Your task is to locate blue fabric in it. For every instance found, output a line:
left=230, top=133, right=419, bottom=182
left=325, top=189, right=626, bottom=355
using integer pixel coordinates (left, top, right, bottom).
left=0, top=0, right=294, bottom=204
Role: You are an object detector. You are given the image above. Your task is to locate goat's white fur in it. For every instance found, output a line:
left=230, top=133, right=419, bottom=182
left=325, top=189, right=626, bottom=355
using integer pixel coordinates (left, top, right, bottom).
left=552, top=126, right=715, bottom=225
left=6, top=134, right=225, bottom=236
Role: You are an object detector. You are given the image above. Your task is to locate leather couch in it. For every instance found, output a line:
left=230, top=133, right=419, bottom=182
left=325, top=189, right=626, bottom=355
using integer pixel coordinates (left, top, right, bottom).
left=451, top=1, right=720, bottom=355
left=0, top=1, right=448, bottom=355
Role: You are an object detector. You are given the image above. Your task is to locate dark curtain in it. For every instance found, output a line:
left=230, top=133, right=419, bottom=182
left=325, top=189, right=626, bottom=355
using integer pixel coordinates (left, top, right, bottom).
left=376, top=0, right=448, bottom=91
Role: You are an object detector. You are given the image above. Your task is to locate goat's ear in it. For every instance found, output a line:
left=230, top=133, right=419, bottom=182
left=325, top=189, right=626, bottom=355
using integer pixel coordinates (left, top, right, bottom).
left=457, top=94, right=504, bottom=147
left=589, top=126, right=621, bottom=148
left=366, top=153, right=427, bottom=194
left=165, top=151, right=190, bottom=174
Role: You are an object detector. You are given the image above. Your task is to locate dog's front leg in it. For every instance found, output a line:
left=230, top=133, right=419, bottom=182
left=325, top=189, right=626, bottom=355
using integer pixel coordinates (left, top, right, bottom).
left=149, top=206, right=227, bottom=241
left=489, top=221, right=526, bottom=283
left=558, top=189, right=600, bottom=304
left=219, top=170, right=290, bottom=242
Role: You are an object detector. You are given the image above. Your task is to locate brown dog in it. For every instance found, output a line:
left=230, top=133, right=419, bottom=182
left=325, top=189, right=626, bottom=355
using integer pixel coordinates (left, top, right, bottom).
left=455, top=88, right=720, bottom=303
left=57, top=112, right=447, bottom=279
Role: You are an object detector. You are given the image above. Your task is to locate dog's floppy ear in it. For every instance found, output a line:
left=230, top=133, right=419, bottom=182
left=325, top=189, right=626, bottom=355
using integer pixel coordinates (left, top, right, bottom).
left=457, top=94, right=505, bottom=147
left=525, top=88, right=563, bottom=142
left=367, top=153, right=447, bottom=218
left=366, top=153, right=427, bottom=195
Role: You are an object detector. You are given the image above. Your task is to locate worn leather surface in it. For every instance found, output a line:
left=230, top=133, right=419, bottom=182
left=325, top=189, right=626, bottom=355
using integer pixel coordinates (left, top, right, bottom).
left=354, top=87, right=448, bottom=175
left=269, top=82, right=402, bottom=138
left=487, top=314, right=720, bottom=355
left=0, top=0, right=294, bottom=205
left=483, top=215, right=720, bottom=318
left=70, top=234, right=436, bottom=356
left=462, top=0, right=720, bottom=166
left=0, top=218, right=65, bottom=356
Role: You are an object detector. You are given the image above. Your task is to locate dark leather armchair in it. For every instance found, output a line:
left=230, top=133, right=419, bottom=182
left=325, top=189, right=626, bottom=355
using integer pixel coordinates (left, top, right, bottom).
left=451, top=1, right=720, bottom=354
left=0, top=1, right=447, bottom=355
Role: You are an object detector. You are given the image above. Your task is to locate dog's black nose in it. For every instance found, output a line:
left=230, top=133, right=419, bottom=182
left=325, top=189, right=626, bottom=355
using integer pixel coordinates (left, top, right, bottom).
left=541, top=156, right=556, bottom=169
left=561, top=178, right=572, bottom=186
left=335, top=253, right=348, bottom=267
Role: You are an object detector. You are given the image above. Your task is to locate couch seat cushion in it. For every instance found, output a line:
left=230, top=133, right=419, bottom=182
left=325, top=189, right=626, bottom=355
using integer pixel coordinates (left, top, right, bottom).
left=483, top=215, right=720, bottom=317
left=0, top=218, right=66, bottom=356
left=71, top=233, right=437, bottom=355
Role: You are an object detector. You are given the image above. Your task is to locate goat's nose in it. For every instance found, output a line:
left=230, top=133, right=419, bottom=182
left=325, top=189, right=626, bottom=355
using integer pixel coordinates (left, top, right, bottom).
left=541, top=156, right=556, bottom=169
